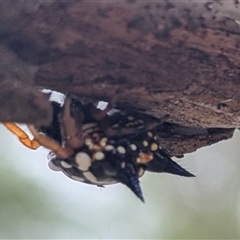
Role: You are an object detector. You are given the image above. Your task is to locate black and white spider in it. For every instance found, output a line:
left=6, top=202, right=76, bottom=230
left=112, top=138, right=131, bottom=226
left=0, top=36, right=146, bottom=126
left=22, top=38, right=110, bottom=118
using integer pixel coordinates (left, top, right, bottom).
left=4, top=94, right=194, bottom=201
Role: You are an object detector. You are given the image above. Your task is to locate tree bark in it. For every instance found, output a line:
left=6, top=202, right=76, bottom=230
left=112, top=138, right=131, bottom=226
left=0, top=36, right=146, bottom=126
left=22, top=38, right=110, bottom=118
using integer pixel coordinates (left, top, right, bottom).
left=0, top=0, right=239, bottom=155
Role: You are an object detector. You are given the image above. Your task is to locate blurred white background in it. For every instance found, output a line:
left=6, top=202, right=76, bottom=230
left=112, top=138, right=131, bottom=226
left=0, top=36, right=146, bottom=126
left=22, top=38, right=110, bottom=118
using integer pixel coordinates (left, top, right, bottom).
left=0, top=123, right=240, bottom=239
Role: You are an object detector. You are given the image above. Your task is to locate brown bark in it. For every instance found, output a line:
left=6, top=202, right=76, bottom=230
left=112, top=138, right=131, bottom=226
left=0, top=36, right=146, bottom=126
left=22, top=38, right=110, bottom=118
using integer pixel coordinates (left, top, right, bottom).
left=0, top=0, right=239, bottom=156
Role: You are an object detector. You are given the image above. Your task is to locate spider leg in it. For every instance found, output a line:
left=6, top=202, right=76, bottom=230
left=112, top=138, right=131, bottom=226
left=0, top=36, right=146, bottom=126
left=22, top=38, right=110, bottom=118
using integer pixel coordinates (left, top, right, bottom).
left=28, top=124, right=74, bottom=158
left=89, top=95, right=118, bottom=121
left=62, top=96, right=84, bottom=149
left=88, top=102, right=112, bottom=121
left=102, top=114, right=169, bottom=139
left=103, top=126, right=142, bottom=138
left=3, top=122, right=40, bottom=149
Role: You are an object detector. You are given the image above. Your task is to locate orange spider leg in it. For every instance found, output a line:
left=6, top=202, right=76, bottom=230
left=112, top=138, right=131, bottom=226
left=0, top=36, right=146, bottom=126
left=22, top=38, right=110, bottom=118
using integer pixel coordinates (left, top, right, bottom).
left=3, top=122, right=40, bottom=149
left=27, top=124, right=74, bottom=158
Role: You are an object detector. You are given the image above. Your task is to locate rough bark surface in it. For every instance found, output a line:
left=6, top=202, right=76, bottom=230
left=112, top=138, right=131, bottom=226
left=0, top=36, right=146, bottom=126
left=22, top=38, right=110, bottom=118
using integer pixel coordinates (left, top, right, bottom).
left=0, top=0, right=239, bottom=156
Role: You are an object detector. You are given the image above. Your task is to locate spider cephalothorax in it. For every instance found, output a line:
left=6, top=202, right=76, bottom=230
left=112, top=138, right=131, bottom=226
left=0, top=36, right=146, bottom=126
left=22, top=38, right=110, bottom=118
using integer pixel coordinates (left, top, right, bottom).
left=3, top=94, right=194, bottom=201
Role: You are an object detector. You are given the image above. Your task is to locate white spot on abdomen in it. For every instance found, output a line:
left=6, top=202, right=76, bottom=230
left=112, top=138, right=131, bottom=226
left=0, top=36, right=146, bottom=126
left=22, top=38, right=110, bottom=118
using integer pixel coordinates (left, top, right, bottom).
left=75, top=152, right=92, bottom=171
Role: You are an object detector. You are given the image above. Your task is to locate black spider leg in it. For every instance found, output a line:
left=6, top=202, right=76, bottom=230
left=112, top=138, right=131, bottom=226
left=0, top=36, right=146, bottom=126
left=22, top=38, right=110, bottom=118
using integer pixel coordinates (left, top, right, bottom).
left=39, top=101, right=63, bottom=144
left=118, top=158, right=144, bottom=202
left=146, top=150, right=195, bottom=177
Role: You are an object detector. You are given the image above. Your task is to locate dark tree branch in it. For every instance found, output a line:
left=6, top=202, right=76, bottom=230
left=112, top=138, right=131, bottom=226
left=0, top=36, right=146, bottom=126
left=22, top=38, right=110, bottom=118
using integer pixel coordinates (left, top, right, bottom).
left=0, top=0, right=239, bottom=155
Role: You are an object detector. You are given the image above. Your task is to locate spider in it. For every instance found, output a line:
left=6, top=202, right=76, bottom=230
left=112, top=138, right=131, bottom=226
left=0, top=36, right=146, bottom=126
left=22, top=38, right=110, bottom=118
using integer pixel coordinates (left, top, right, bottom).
left=3, top=94, right=194, bottom=201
